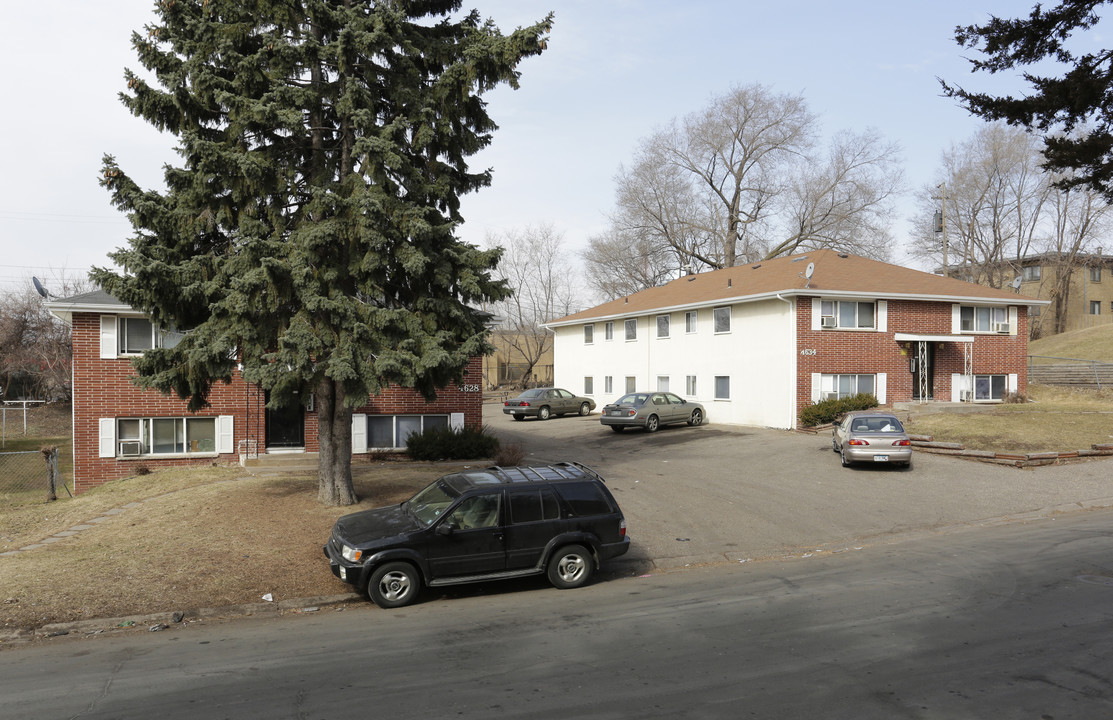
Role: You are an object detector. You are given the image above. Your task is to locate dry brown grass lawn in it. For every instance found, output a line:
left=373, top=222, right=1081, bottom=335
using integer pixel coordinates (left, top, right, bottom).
left=1029, top=324, right=1113, bottom=363
left=904, top=384, right=1113, bottom=453
left=0, top=463, right=449, bottom=633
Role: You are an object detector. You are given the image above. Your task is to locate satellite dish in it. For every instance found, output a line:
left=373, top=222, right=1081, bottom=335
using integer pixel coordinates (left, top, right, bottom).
left=32, top=276, right=49, bottom=299
left=1012, top=277, right=1022, bottom=290
left=805, top=263, right=815, bottom=279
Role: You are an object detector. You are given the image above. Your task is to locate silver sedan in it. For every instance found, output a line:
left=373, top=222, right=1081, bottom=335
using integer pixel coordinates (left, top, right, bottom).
left=600, top=392, right=705, bottom=433
left=832, top=411, right=913, bottom=468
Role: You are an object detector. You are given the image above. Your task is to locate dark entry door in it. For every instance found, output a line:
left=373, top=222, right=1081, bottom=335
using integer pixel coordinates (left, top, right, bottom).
left=265, top=392, right=305, bottom=448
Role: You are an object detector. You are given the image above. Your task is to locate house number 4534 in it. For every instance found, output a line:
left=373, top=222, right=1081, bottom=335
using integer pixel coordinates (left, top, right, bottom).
left=800, top=348, right=817, bottom=356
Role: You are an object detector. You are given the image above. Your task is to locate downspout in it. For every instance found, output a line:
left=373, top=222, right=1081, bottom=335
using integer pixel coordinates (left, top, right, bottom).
left=776, top=293, right=796, bottom=429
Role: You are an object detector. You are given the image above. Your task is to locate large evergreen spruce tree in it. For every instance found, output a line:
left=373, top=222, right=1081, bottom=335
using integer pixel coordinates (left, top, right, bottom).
left=95, top=0, right=551, bottom=505
left=942, top=0, right=1113, bottom=199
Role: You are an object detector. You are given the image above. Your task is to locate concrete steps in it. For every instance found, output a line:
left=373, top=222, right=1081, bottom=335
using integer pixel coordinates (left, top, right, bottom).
left=243, top=452, right=319, bottom=473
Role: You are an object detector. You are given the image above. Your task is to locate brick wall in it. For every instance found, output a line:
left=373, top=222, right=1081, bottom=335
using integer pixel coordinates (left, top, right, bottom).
left=71, top=312, right=483, bottom=492
left=794, top=298, right=1030, bottom=421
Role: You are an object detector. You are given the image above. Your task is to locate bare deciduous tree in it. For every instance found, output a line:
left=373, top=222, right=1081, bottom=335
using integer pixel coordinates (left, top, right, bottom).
left=0, top=273, right=92, bottom=401
left=914, top=123, right=1111, bottom=337
left=587, top=83, right=903, bottom=293
left=581, top=226, right=682, bottom=301
left=1042, top=177, right=1112, bottom=334
left=487, top=225, right=578, bottom=388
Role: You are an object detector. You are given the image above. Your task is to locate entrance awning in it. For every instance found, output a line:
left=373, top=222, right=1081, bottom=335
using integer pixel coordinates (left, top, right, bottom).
left=893, top=333, right=973, bottom=344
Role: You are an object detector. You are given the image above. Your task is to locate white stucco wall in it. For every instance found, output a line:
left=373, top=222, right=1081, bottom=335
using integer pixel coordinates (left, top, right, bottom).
left=552, top=298, right=798, bottom=429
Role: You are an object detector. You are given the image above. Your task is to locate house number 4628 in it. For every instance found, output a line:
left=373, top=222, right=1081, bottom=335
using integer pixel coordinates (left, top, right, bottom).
left=800, top=348, right=817, bottom=356
left=459, top=384, right=481, bottom=393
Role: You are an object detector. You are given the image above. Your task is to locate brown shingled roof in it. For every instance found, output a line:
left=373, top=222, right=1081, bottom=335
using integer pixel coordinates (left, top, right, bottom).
left=549, top=249, right=1042, bottom=326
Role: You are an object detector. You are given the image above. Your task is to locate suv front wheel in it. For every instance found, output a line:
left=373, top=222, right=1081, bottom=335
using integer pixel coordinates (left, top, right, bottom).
left=368, top=562, right=420, bottom=608
left=547, top=544, right=594, bottom=589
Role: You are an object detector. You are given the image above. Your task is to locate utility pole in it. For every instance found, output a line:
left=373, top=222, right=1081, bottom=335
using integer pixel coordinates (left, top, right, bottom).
left=933, top=182, right=949, bottom=276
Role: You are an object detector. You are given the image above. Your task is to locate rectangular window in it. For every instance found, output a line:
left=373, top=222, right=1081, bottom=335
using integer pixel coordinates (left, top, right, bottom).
left=604, top=376, right=613, bottom=394
left=1090, top=266, right=1102, bottom=282
left=685, top=310, right=698, bottom=334
left=714, top=375, right=730, bottom=400
left=118, top=317, right=183, bottom=355
left=973, top=374, right=1007, bottom=401
left=368, top=415, right=450, bottom=449
left=820, top=301, right=876, bottom=329
left=1090, top=301, right=1102, bottom=315
left=584, top=377, right=594, bottom=395
left=656, top=314, right=670, bottom=338
left=624, top=318, right=637, bottom=341
left=821, top=374, right=876, bottom=401
left=685, top=375, right=697, bottom=396
left=960, top=305, right=1007, bottom=332
left=657, top=376, right=669, bottom=392
left=713, top=306, right=731, bottom=333
left=116, top=417, right=216, bottom=456
left=625, top=376, right=637, bottom=394
left=584, top=324, right=594, bottom=344
left=1022, top=265, right=1041, bottom=281
left=119, top=317, right=155, bottom=354
left=605, top=322, right=613, bottom=341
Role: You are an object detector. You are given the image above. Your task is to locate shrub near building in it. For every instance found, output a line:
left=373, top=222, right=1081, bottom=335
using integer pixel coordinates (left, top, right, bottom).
left=799, top=393, right=879, bottom=427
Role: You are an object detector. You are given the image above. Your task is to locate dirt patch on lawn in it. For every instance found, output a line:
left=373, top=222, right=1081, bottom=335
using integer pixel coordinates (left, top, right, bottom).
left=0, top=462, right=457, bottom=633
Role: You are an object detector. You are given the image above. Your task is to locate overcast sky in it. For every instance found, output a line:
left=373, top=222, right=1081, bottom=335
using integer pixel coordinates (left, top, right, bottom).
left=0, top=0, right=1069, bottom=296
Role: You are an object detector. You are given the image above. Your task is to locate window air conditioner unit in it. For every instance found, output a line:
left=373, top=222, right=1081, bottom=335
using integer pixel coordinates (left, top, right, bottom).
left=118, top=441, right=142, bottom=456
left=994, top=323, right=1010, bottom=334
left=960, top=390, right=973, bottom=402
left=822, top=391, right=839, bottom=401
left=821, top=316, right=837, bottom=329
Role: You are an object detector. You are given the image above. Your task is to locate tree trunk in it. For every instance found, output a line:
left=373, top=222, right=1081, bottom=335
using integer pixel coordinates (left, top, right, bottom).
left=316, top=378, right=357, bottom=506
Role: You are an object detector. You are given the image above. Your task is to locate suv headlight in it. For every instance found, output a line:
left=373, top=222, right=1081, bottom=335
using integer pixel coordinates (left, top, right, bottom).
left=341, top=545, right=363, bottom=562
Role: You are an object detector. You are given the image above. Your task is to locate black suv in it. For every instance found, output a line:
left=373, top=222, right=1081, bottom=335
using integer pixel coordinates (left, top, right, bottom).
left=324, top=462, right=630, bottom=608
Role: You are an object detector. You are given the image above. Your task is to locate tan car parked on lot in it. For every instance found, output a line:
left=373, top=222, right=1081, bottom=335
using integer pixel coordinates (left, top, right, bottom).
left=832, top=411, right=913, bottom=468
left=502, top=387, right=596, bottom=421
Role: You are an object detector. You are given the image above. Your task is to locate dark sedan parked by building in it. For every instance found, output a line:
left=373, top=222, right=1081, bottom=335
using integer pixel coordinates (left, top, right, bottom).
left=503, top=387, right=596, bottom=421
left=832, top=411, right=913, bottom=468
left=600, top=391, right=705, bottom=433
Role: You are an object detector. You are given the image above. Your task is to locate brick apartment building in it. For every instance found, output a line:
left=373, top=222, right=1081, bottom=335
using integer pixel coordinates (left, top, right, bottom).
left=47, top=291, right=484, bottom=492
left=546, top=249, right=1046, bottom=430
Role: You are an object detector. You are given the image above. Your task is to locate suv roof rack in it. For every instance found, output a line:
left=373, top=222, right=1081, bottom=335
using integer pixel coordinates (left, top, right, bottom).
left=482, top=462, right=604, bottom=484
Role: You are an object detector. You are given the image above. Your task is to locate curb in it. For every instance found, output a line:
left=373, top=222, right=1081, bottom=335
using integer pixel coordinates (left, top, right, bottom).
left=1, top=593, right=360, bottom=645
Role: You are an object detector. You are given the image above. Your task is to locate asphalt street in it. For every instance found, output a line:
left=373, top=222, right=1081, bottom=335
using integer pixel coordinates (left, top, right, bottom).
left=5, top=509, right=1113, bottom=719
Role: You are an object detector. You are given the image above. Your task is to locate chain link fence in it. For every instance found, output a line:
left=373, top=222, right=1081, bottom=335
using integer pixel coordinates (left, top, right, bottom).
left=0, top=448, right=71, bottom=506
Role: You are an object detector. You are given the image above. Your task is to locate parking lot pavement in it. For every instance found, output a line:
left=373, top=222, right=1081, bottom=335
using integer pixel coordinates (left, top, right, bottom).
left=485, top=402, right=1113, bottom=570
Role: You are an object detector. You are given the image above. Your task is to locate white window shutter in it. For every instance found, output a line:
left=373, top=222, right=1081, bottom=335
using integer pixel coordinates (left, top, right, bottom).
left=100, top=315, right=118, bottom=359
left=217, top=416, right=234, bottom=454
left=951, top=304, right=961, bottom=334
left=876, top=373, right=887, bottom=404
left=1008, top=373, right=1018, bottom=393
left=1009, top=307, right=1018, bottom=335
left=810, top=373, right=821, bottom=403
left=98, top=418, right=115, bottom=458
left=351, top=414, right=367, bottom=454
left=450, top=413, right=464, bottom=431
left=877, top=301, right=887, bottom=332
left=811, top=298, right=822, bottom=331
